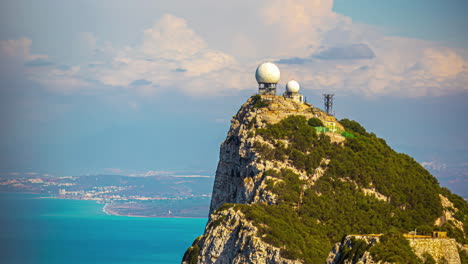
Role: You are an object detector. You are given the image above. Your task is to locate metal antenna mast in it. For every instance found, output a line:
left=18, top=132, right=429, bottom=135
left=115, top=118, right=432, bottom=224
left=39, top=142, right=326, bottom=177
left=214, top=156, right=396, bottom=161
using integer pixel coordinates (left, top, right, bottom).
left=323, top=94, right=335, bottom=116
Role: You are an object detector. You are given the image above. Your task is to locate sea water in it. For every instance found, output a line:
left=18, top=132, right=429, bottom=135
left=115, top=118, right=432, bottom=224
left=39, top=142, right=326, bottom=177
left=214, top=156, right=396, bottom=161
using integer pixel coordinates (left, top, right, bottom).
left=0, top=193, right=207, bottom=264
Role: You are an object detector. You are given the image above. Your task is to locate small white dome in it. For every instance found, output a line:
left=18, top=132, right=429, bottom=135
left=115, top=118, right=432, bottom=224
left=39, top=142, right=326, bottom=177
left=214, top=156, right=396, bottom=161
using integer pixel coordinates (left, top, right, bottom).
left=286, top=80, right=300, bottom=93
left=255, top=62, right=280, bottom=84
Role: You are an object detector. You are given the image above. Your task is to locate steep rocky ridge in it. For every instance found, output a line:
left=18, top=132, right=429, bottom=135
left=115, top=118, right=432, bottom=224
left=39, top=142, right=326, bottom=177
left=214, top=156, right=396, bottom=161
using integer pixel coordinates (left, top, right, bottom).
left=183, top=95, right=468, bottom=264
left=184, top=207, right=301, bottom=264
left=327, top=235, right=462, bottom=264
left=209, top=96, right=343, bottom=215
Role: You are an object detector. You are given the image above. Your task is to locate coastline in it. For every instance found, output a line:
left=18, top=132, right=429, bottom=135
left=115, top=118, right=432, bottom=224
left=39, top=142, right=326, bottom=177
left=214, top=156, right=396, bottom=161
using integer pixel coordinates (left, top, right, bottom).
left=0, top=191, right=207, bottom=219
left=101, top=202, right=205, bottom=219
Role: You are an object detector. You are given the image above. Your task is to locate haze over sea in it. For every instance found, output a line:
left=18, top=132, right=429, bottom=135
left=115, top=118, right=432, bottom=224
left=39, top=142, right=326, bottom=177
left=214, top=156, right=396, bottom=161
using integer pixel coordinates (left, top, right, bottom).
left=0, top=193, right=206, bottom=264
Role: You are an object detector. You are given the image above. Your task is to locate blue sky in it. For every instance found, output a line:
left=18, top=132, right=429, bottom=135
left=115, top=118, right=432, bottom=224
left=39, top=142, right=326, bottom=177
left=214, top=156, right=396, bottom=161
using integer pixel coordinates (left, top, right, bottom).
left=0, top=0, right=467, bottom=196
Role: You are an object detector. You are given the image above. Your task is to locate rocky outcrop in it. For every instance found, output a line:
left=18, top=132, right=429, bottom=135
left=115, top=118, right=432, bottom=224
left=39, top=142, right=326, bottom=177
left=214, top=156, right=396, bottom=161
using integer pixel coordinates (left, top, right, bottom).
left=184, top=96, right=342, bottom=264
left=409, top=238, right=461, bottom=264
left=182, top=95, right=467, bottom=264
left=435, top=194, right=465, bottom=232
left=327, top=235, right=461, bottom=264
left=184, top=207, right=301, bottom=264
left=209, top=96, right=342, bottom=215
left=327, top=235, right=383, bottom=264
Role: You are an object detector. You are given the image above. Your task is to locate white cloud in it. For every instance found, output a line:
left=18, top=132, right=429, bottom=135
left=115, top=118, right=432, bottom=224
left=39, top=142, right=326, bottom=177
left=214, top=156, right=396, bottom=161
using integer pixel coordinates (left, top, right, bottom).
left=142, top=14, right=206, bottom=60
left=88, top=14, right=243, bottom=96
left=0, top=37, right=94, bottom=93
left=0, top=38, right=46, bottom=61
left=419, top=48, right=465, bottom=78
left=261, top=0, right=346, bottom=44
left=0, top=38, right=48, bottom=77
left=421, top=161, right=447, bottom=171
left=2, top=0, right=468, bottom=98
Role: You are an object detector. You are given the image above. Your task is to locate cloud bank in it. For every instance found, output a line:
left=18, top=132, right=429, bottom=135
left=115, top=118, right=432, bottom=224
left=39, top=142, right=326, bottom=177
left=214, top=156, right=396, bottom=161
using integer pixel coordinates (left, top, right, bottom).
left=1, top=0, right=467, bottom=98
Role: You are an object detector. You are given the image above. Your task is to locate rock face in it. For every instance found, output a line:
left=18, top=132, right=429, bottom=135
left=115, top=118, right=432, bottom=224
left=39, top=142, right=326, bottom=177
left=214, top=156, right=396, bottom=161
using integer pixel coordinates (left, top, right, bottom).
left=182, top=95, right=467, bottom=264
left=409, top=238, right=461, bottom=264
left=327, top=235, right=461, bottom=264
left=183, top=96, right=342, bottom=264
left=209, top=96, right=342, bottom=215
left=184, top=207, right=301, bottom=264
left=326, top=236, right=382, bottom=264
left=435, top=194, right=465, bottom=231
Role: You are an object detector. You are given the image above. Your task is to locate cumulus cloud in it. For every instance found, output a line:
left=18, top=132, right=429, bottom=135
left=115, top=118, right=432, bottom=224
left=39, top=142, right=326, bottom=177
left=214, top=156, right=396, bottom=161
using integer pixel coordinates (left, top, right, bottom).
left=85, top=14, right=245, bottom=96
left=0, top=38, right=48, bottom=76
left=260, top=0, right=349, bottom=56
left=419, top=48, right=465, bottom=78
left=2, top=0, right=468, bottom=98
left=0, top=38, right=46, bottom=61
left=0, top=37, right=94, bottom=93
left=141, top=14, right=206, bottom=60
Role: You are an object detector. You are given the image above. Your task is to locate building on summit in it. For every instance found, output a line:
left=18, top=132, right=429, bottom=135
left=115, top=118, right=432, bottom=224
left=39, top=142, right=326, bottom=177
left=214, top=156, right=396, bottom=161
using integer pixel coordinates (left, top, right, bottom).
left=283, top=80, right=304, bottom=104
left=255, top=62, right=280, bottom=96
left=255, top=62, right=304, bottom=104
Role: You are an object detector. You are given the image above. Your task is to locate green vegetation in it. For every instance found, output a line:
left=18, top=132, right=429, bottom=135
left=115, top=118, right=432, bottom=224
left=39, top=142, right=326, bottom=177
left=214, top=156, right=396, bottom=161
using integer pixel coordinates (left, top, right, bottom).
left=459, top=248, right=468, bottom=264
left=422, top=252, right=436, bottom=264
left=340, top=118, right=370, bottom=137
left=208, top=115, right=467, bottom=263
left=255, top=116, right=337, bottom=174
left=439, top=257, right=449, bottom=264
left=183, top=236, right=202, bottom=264
left=252, top=94, right=269, bottom=108
left=209, top=215, right=227, bottom=229
left=341, top=131, right=356, bottom=138
left=369, top=233, right=422, bottom=263
left=307, top=117, right=324, bottom=127
left=439, top=187, right=468, bottom=244
left=334, top=237, right=370, bottom=264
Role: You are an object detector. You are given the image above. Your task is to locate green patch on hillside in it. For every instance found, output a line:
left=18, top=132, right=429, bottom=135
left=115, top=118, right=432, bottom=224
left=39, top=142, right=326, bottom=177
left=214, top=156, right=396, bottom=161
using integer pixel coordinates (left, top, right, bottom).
left=439, top=187, right=468, bottom=243
left=334, top=237, right=371, bottom=264
left=251, top=94, right=269, bottom=109
left=369, top=233, right=422, bottom=264
left=241, top=116, right=467, bottom=262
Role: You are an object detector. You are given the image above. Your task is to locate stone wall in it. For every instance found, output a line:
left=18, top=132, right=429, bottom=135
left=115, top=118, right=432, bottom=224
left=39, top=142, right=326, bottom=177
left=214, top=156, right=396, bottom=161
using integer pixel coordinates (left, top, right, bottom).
left=408, top=238, right=461, bottom=264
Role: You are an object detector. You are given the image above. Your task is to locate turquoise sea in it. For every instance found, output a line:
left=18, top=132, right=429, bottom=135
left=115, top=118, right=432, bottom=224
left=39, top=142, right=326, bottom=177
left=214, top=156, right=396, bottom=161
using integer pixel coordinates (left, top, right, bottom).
left=0, top=193, right=207, bottom=264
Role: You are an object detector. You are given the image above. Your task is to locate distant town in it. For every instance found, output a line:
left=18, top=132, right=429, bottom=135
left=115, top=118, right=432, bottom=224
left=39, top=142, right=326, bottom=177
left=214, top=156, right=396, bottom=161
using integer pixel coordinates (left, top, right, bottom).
left=0, top=173, right=214, bottom=218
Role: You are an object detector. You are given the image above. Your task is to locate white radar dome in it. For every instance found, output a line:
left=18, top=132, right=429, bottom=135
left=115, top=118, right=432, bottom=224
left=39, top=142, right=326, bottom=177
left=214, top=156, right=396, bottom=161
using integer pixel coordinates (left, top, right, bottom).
left=286, top=80, right=300, bottom=93
left=255, top=62, right=280, bottom=84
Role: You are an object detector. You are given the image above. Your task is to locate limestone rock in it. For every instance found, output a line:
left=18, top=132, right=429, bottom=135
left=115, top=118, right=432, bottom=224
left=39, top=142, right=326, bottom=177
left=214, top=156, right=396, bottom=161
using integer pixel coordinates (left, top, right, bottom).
left=209, top=96, right=342, bottom=215
left=327, top=235, right=461, bottom=264
left=183, top=208, right=301, bottom=264
left=184, top=96, right=342, bottom=264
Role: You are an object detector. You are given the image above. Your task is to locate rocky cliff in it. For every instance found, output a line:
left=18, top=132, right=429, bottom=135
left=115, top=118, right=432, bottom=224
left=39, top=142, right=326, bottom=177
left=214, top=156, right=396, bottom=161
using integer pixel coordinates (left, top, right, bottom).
left=182, top=95, right=468, bottom=264
left=327, top=235, right=462, bottom=264
left=209, top=95, right=343, bottom=216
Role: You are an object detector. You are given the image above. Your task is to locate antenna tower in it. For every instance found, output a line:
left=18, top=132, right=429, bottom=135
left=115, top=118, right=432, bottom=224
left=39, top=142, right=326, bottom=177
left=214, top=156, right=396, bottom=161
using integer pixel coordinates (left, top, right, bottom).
left=323, top=94, right=334, bottom=116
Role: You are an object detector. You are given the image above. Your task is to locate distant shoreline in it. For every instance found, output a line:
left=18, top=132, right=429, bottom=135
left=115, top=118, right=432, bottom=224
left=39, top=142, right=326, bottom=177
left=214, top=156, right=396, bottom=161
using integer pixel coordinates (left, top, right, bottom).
left=0, top=192, right=207, bottom=219
left=102, top=203, right=206, bottom=219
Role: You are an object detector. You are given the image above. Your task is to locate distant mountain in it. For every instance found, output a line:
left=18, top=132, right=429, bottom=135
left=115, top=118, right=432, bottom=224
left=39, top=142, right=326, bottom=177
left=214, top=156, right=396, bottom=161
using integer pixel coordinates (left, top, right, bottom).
left=183, top=95, right=468, bottom=264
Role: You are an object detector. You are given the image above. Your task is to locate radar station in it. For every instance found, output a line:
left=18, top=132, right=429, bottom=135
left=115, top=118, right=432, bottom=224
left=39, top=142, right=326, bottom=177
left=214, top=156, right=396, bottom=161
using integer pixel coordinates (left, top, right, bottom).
left=283, top=80, right=304, bottom=103
left=255, top=62, right=280, bottom=95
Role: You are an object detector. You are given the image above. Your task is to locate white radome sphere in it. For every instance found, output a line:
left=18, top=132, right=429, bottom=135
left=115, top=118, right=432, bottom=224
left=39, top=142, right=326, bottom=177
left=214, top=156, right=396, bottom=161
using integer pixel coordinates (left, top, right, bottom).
left=255, top=62, right=280, bottom=84
left=286, top=80, right=300, bottom=93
